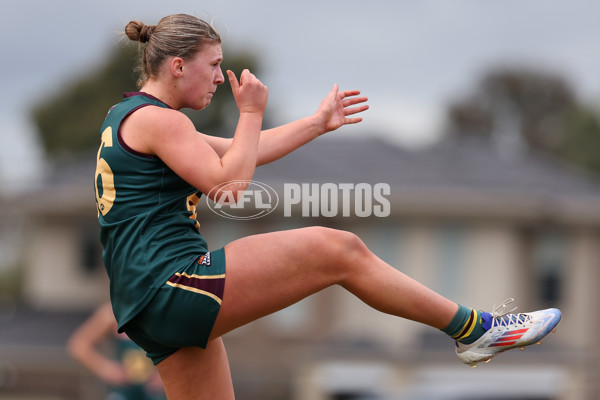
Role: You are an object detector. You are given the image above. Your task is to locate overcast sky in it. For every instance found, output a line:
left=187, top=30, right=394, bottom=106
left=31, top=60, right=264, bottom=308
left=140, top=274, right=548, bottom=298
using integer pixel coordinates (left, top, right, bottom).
left=2, top=0, right=600, bottom=192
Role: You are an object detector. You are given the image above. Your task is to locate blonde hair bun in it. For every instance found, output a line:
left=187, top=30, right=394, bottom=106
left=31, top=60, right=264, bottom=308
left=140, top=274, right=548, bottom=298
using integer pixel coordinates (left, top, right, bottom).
left=125, top=20, right=155, bottom=43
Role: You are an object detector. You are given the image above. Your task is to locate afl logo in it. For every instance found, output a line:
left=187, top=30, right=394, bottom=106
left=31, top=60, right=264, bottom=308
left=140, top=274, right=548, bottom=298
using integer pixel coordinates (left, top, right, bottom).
left=206, top=180, right=279, bottom=220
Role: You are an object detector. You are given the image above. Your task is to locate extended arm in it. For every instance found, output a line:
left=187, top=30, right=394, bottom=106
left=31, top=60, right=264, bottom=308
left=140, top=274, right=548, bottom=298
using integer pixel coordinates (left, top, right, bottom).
left=257, top=85, right=368, bottom=165
left=200, top=85, right=368, bottom=166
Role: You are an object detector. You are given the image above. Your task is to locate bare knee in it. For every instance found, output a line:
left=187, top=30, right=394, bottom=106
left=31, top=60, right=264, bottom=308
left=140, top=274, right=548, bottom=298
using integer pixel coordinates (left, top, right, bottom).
left=304, top=226, right=371, bottom=278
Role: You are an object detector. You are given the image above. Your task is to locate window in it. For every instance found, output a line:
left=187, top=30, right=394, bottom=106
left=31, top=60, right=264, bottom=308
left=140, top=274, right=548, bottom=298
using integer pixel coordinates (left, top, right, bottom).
left=531, top=229, right=565, bottom=306
left=435, top=222, right=466, bottom=298
left=80, top=222, right=101, bottom=274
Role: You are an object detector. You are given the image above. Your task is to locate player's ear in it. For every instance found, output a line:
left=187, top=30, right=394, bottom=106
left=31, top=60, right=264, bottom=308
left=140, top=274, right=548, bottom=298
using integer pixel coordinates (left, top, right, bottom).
left=170, top=57, right=185, bottom=77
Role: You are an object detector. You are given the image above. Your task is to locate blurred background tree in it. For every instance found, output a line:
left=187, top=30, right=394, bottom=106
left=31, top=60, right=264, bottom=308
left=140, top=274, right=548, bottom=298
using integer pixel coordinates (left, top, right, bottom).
left=445, top=67, right=600, bottom=177
left=31, top=42, right=263, bottom=160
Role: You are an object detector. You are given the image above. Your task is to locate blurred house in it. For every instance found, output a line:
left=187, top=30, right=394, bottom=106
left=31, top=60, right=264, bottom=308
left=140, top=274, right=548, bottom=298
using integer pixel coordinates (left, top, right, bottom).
left=1, top=136, right=599, bottom=400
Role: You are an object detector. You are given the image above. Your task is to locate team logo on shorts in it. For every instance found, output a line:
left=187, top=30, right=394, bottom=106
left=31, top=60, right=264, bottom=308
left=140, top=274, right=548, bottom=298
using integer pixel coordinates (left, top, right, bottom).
left=198, top=252, right=211, bottom=266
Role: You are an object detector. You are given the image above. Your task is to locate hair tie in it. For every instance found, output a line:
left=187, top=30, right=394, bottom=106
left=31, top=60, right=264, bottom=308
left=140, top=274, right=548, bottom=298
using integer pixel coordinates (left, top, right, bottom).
left=140, top=25, right=155, bottom=43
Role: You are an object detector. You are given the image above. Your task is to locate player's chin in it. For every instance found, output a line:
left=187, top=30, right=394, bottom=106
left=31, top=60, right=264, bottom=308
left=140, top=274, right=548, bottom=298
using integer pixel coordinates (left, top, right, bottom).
left=193, top=100, right=211, bottom=111
left=194, top=95, right=213, bottom=111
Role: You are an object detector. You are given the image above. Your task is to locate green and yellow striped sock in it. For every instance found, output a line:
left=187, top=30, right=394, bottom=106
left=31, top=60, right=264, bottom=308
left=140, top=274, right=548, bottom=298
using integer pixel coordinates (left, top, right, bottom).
left=442, top=305, right=488, bottom=345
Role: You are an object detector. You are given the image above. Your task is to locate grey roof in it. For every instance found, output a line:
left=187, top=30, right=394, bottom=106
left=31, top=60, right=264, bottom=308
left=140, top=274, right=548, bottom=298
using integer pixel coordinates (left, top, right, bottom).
left=252, top=135, right=600, bottom=223
left=255, top=135, right=600, bottom=197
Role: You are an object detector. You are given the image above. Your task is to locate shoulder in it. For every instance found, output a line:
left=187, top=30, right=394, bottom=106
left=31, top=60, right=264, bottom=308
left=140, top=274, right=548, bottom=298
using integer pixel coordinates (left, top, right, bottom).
left=129, top=105, right=194, bottom=132
left=121, top=106, right=197, bottom=155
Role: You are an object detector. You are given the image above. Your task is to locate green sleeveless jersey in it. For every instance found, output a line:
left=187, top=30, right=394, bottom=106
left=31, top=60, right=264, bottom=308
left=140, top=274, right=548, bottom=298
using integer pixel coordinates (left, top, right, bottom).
left=95, top=92, right=208, bottom=331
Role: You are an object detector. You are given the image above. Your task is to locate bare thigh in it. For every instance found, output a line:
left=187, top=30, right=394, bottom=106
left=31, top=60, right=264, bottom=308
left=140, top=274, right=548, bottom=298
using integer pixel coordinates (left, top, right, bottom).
left=210, top=226, right=355, bottom=338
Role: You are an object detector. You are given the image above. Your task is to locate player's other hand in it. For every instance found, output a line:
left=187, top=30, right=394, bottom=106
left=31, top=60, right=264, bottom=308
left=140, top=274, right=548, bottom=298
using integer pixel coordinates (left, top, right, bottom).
left=315, top=84, right=369, bottom=134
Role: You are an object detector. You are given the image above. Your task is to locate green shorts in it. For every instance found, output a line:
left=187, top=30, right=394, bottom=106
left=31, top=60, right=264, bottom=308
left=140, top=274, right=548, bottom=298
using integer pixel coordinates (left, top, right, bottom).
left=123, top=248, right=226, bottom=365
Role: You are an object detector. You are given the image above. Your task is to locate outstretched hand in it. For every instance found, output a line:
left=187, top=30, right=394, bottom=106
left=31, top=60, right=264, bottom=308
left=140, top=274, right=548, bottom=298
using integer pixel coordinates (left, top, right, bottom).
left=315, top=84, right=369, bottom=134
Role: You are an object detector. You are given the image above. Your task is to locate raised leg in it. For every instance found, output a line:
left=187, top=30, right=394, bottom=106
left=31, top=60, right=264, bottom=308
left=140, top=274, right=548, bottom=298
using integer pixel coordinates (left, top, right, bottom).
left=157, top=226, right=459, bottom=399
